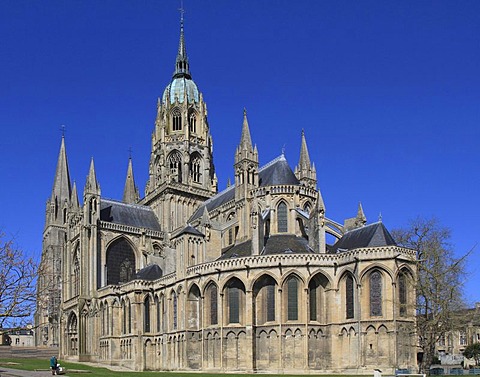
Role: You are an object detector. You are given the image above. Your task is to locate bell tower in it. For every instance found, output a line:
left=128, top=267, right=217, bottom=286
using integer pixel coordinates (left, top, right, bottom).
left=143, top=13, right=217, bottom=232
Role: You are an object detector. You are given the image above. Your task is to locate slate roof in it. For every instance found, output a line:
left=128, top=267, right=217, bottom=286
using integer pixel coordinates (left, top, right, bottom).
left=329, top=222, right=396, bottom=253
left=174, top=224, right=205, bottom=238
left=190, top=155, right=299, bottom=222
left=263, top=234, right=313, bottom=255
left=219, top=234, right=312, bottom=259
left=135, top=264, right=163, bottom=281
left=100, top=199, right=161, bottom=231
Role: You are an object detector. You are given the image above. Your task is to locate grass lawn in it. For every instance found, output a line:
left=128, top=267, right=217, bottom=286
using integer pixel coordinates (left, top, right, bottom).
left=0, top=358, right=367, bottom=377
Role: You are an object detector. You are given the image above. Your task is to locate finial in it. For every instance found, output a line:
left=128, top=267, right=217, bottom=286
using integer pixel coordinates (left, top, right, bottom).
left=281, top=144, right=286, bottom=156
left=60, top=125, right=66, bottom=138
left=378, top=212, right=383, bottom=222
left=243, top=107, right=247, bottom=117
left=128, top=146, right=133, bottom=159
left=179, top=0, right=185, bottom=27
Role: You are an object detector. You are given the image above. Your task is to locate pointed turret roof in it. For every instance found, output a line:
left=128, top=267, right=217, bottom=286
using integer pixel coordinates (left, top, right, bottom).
left=239, top=108, right=253, bottom=152
left=357, top=202, right=367, bottom=223
left=298, top=129, right=311, bottom=169
left=85, top=158, right=99, bottom=193
left=70, top=181, right=79, bottom=208
left=122, top=158, right=139, bottom=204
left=51, top=136, right=72, bottom=204
left=173, top=11, right=191, bottom=79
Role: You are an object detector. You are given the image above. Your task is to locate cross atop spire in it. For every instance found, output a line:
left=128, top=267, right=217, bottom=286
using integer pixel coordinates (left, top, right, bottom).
left=174, top=3, right=191, bottom=79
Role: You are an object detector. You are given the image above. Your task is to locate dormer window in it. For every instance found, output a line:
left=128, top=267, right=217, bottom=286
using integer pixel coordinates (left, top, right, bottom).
left=172, top=108, right=182, bottom=131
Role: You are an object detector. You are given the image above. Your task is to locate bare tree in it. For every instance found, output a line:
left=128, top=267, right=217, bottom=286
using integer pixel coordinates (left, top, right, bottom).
left=392, top=217, right=469, bottom=373
left=0, top=232, right=38, bottom=329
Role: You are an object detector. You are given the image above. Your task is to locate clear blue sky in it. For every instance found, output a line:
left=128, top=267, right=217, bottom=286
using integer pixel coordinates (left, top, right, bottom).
left=1, top=1, right=479, bottom=303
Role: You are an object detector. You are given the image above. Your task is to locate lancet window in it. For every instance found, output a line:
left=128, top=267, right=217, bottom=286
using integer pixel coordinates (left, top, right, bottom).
left=370, top=270, right=382, bottom=316
left=277, top=201, right=288, bottom=233
left=346, top=274, right=354, bottom=319
left=172, top=108, right=182, bottom=131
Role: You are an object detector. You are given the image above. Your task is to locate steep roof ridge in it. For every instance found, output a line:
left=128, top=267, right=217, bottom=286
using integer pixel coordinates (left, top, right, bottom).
left=343, top=220, right=382, bottom=235
left=259, top=154, right=287, bottom=173
left=102, top=197, right=155, bottom=212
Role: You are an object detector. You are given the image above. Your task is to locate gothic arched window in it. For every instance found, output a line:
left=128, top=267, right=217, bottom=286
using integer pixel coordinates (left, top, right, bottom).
left=286, top=275, right=299, bottom=321
left=370, top=270, right=382, bottom=316
left=253, top=275, right=276, bottom=325
left=225, top=278, right=245, bottom=325
left=190, top=153, right=202, bottom=183
left=399, top=271, right=408, bottom=317
left=277, top=201, right=288, bottom=233
left=172, top=108, right=182, bottom=131
left=172, top=291, right=178, bottom=330
left=346, top=274, right=354, bottom=319
left=189, top=112, right=196, bottom=133
left=106, top=238, right=135, bottom=286
left=144, top=296, right=151, bottom=333
left=72, top=247, right=80, bottom=297
left=168, top=151, right=182, bottom=183
left=206, top=283, right=218, bottom=325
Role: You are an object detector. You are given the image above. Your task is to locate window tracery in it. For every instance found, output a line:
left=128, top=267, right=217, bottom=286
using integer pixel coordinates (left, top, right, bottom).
left=370, top=270, right=382, bottom=316
left=277, top=201, right=288, bottom=233
left=172, top=108, right=182, bottom=131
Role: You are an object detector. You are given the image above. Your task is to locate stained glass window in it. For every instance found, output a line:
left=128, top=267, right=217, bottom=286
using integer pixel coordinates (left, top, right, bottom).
left=229, top=287, right=240, bottom=323
left=309, top=282, right=317, bottom=321
left=144, top=296, right=150, bottom=333
left=370, top=270, right=382, bottom=316
left=172, top=292, right=178, bottom=329
left=266, top=284, right=275, bottom=322
left=399, top=272, right=407, bottom=317
left=346, top=275, right=354, bottom=319
left=210, top=285, right=218, bottom=325
left=287, top=277, right=298, bottom=320
left=277, top=202, right=288, bottom=232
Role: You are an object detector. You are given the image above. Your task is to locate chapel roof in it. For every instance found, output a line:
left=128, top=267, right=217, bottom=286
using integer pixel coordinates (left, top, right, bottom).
left=219, top=234, right=313, bottom=260
left=189, top=155, right=300, bottom=222
left=329, top=222, right=396, bottom=253
left=135, top=264, right=163, bottom=281
left=100, top=199, right=161, bottom=231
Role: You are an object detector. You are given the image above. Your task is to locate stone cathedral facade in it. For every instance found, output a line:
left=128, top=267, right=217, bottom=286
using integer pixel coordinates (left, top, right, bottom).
left=36, top=19, right=418, bottom=374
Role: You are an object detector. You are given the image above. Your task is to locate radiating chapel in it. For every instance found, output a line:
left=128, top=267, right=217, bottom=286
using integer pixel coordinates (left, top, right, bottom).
left=35, top=16, right=417, bottom=374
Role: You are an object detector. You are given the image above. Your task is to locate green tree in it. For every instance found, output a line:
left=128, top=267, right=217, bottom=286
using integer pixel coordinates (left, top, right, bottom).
left=392, top=217, right=469, bottom=373
left=464, top=343, right=480, bottom=366
left=0, top=232, right=38, bottom=328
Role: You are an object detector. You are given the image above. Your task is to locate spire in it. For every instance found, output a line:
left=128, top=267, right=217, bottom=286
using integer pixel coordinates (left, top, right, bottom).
left=70, top=181, right=79, bottom=208
left=84, top=158, right=100, bottom=194
left=51, top=136, right=72, bottom=204
left=123, top=157, right=139, bottom=204
left=294, top=130, right=316, bottom=188
left=299, top=129, right=311, bottom=169
left=239, top=108, right=253, bottom=152
left=173, top=7, right=191, bottom=79
left=357, top=202, right=367, bottom=224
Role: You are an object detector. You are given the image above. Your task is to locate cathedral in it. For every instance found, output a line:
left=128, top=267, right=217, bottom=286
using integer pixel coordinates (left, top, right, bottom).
left=35, top=16, right=417, bottom=374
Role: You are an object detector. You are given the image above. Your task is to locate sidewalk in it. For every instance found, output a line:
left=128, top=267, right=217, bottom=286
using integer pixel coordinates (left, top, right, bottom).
left=0, top=367, right=54, bottom=377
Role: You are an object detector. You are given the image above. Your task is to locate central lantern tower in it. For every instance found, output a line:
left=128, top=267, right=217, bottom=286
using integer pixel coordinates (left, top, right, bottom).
left=143, top=15, right=217, bottom=232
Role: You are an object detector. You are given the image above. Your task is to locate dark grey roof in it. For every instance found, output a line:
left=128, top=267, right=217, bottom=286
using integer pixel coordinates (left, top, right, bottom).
left=220, top=240, right=252, bottom=259
left=190, top=155, right=299, bottom=222
left=263, top=234, right=313, bottom=255
left=258, top=155, right=299, bottom=186
left=135, top=264, right=163, bottom=281
left=330, top=222, right=396, bottom=253
left=100, top=199, right=161, bottom=231
left=174, top=224, right=204, bottom=238
left=219, top=234, right=312, bottom=260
